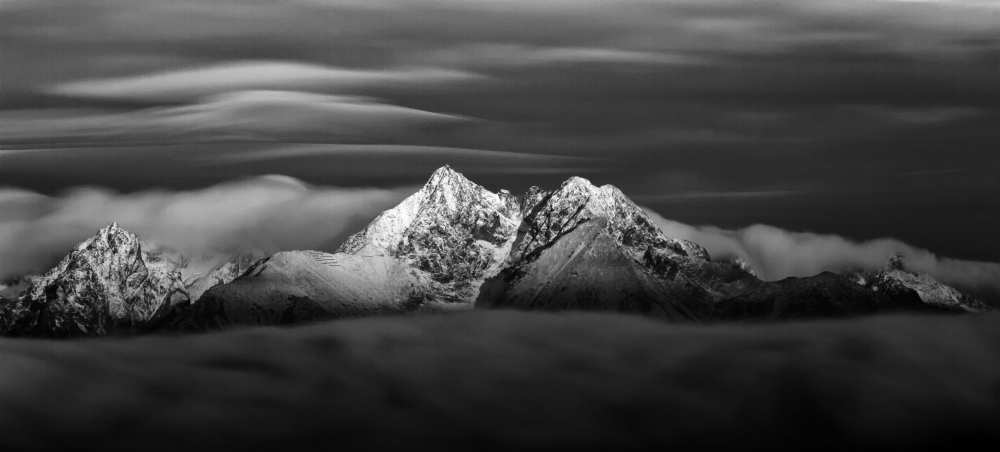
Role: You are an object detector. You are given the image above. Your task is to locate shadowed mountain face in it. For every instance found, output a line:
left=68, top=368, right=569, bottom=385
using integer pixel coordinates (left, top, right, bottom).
left=1, top=311, right=999, bottom=451
left=171, top=251, right=428, bottom=330
left=713, top=272, right=934, bottom=320
left=478, top=219, right=710, bottom=319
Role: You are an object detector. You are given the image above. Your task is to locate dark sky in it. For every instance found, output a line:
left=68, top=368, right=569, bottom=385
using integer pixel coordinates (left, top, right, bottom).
left=1, top=0, right=999, bottom=261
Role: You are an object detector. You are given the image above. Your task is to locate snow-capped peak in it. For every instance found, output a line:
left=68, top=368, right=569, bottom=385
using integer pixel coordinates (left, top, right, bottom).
left=424, top=164, right=463, bottom=188
left=337, top=166, right=522, bottom=302
left=76, top=222, right=134, bottom=252
left=3, top=224, right=190, bottom=336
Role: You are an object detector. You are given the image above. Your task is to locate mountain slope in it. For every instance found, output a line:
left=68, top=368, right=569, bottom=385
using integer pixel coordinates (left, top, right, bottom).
left=168, top=251, right=429, bottom=330
left=478, top=219, right=710, bottom=319
left=479, top=176, right=748, bottom=317
left=182, top=252, right=264, bottom=301
left=712, top=256, right=985, bottom=320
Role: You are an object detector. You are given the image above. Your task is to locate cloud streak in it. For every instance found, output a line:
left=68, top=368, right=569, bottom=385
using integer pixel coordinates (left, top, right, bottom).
left=49, top=61, right=484, bottom=102
left=208, top=144, right=587, bottom=164
left=0, top=91, right=470, bottom=143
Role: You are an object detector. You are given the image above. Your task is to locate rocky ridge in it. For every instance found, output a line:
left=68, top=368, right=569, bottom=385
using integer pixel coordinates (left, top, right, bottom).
left=853, top=256, right=987, bottom=312
left=0, top=225, right=259, bottom=337
left=0, top=166, right=988, bottom=335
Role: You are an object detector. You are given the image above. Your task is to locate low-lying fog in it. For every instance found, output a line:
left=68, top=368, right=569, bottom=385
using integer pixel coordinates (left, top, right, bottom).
left=1, top=311, right=998, bottom=451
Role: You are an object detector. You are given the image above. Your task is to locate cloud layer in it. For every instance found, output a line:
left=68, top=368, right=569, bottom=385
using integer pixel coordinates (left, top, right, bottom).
left=0, top=177, right=412, bottom=280
left=648, top=212, right=1000, bottom=294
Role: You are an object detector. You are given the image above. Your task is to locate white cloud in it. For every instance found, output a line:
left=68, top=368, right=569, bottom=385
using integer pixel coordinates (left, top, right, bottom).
left=209, top=143, right=586, bottom=164
left=424, top=44, right=709, bottom=68
left=49, top=60, right=484, bottom=102
left=0, top=90, right=470, bottom=142
left=152, top=90, right=470, bottom=138
left=846, top=105, right=982, bottom=125
left=0, top=176, right=414, bottom=279
left=647, top=211, right=1000, bottom=293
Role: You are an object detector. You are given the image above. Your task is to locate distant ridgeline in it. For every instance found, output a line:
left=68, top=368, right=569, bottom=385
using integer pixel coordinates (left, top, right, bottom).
left=0, top=166, right=988, bottom=337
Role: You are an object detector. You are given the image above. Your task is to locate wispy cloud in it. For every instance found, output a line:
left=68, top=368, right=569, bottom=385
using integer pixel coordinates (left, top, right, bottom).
left=0, top=91, right=471, bottom=143
left=424, top=44, right=711, bottom=68
left=634, top=190, right=799, bottom=202
left=846, top=105, right=982, bottom=125
left=208, top=144, right=588, bottom=164
left=49, top=61, right=485, bottom=102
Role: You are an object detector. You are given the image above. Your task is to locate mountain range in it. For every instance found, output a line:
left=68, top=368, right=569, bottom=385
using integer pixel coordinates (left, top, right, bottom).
left=0, top=166, right=987, bottom=336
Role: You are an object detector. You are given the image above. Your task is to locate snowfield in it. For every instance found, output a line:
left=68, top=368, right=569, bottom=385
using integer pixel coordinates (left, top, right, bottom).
left=1, top=310, right=999, bottom=451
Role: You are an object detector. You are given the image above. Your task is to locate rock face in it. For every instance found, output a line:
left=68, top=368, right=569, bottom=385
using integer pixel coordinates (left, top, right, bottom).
left=511, top=177, right=709, bottom=264
left=478, top=176, right=746, bottom=319
left=0, top=224, right=189, bottom=337
left=478, top=219, right=710, bottom=319
left=338, top=165, right=521, bottom=302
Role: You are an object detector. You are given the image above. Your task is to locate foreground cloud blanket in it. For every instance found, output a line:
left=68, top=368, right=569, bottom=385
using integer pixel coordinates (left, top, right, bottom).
left=0, top=311, right=998, bottom=450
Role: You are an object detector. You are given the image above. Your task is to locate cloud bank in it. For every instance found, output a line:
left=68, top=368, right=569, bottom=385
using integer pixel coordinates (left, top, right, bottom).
left=0, top=177, right=413, bottom=280
left=648, top=212, right=1000, bottom=294
left=1, top=310, right=999, bottom=450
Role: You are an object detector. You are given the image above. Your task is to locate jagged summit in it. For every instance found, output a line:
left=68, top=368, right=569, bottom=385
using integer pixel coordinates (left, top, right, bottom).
left=337, top=165, right=521, bottom=302
left=479, top=175, right=737, bottom=318
left=512, top=175, right=710, bottom=263
left=75, top=222, right=131, bottom=252
left=1, top=224, right=189, bottom=337
left=424, top=164, right=463, bottom=188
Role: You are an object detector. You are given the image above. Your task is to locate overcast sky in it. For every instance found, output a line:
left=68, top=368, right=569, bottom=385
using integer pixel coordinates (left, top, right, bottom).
left=1, top=0, right=999, bottom=261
